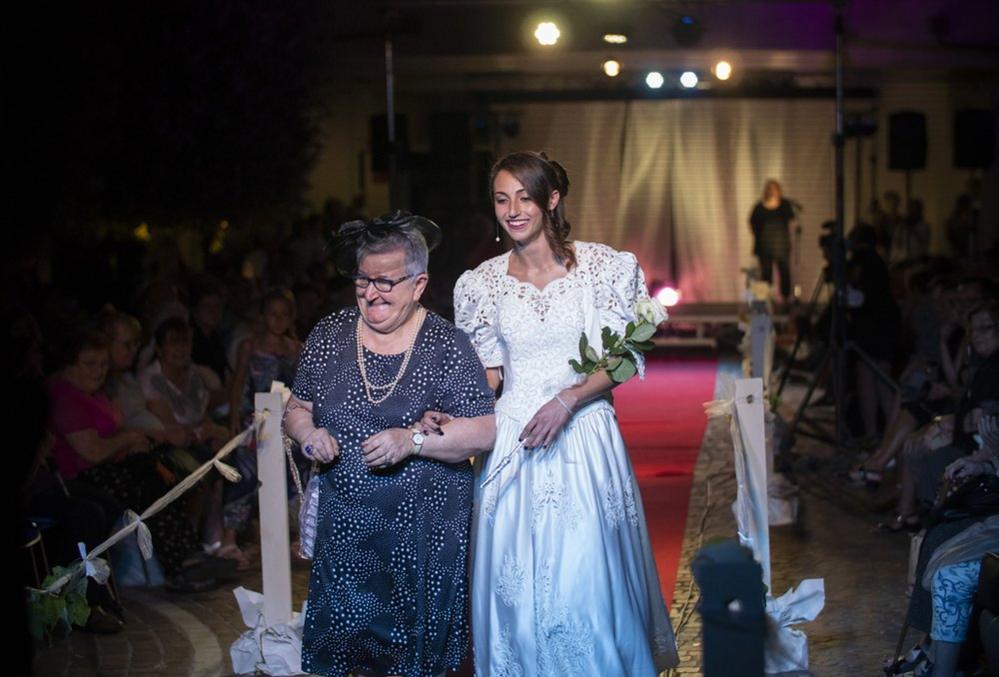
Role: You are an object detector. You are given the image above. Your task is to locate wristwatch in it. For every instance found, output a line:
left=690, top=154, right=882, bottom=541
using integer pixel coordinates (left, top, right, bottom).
left=410, top=428, right=426, bottom=456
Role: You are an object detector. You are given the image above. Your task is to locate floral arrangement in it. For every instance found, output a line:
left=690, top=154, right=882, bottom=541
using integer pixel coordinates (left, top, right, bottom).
left=570, top=298, right=669, bottom=382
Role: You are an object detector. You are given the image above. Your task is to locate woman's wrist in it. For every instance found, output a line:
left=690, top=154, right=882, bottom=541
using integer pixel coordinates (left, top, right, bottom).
left=556, top=390, right=579, bottom=413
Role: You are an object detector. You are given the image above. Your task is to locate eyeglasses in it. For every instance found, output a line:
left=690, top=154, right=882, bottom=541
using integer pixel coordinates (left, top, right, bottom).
left=351, top=274, right=413, bottom=292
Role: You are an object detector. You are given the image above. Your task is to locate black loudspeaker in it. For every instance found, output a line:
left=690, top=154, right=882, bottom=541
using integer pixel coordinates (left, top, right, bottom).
left=692, top=540, right=766, bottom=677
left=889, top=111, right=928, bottom=171
left=954, top=108, right=995, bottom=169
left=370, top=114, right=408, bottom=174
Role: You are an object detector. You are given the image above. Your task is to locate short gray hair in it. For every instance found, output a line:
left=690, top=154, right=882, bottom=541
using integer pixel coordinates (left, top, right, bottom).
left=355, top=228, right=429, bottom=276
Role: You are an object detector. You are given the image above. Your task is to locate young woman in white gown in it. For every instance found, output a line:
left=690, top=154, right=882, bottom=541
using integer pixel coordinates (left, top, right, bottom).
left=424, top=152, right=678, bottom=676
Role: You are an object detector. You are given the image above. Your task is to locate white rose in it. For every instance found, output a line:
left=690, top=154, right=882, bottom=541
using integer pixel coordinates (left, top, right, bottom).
left=635, top=298, right=668, bottom=325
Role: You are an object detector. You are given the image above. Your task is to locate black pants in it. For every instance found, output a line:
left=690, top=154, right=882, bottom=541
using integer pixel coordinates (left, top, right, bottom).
left=758, top=253, right=791, bottom=299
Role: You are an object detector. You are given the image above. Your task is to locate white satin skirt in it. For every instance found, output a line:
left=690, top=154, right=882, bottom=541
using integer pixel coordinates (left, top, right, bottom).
left=471, top=403, right=678, bottom=676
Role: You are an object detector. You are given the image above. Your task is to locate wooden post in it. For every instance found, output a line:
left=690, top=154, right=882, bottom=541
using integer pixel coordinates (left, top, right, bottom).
left=734, top=377, right=771, bottom=590
left=749, top=301, right=772, bottom=382
left=255, top=391, right=292, bottom=626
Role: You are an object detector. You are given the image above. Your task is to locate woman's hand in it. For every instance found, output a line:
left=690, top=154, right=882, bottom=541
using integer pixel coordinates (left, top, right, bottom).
left=979, top=414, right=999, bottom=452
left=944, top=456, right=992, bottom=482
left=362, top=428, right=415, bottom=468
left=519, top=394, right=574, bottom=449
left=417, top=410, right=451, bottom=435
left=302, top=427, right=340, bottom=463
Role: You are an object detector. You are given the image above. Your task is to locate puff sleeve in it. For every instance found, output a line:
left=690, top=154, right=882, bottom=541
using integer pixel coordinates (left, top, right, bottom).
left=598, top=249, right=653, bottom=378
left=453, top=268, right=505, bottom=369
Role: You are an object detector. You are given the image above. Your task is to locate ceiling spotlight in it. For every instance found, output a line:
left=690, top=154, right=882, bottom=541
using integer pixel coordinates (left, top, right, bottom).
left=680, top=71, right=699, bottom=89
left=713, top=60, right=732, bottom=81
left=646, top=71, right=664, bottom=89
left=534, top=21, right=560, bottom=46
left=603, top=33, right=628, bottom=44
left=603, top=59, right=621, bottom=77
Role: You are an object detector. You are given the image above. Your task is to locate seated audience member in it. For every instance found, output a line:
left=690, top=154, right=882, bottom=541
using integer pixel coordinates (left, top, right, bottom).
left=141, top=317, right=234, bottom=561
left=141, top=317, right=229, bottom=448
left=15, top=313, right=124, bottom=633
left=851, top=276, right=966, bottom=486
left=892, top=415, right=999, bottom=677
left=884, top=300, right=999, bottom=531
left=48, top=325, right=231, bottom=591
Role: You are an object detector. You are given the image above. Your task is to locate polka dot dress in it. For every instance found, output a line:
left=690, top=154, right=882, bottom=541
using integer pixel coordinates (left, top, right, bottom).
left=293, top=308, right=494, bottom=677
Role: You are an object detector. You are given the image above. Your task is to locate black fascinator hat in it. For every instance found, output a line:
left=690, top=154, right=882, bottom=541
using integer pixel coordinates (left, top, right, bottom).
left=330, top=210, right=442, bottom=275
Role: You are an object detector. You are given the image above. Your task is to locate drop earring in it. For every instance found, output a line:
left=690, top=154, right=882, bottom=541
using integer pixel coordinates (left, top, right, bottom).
left=494, top=221, right=501, bottom=243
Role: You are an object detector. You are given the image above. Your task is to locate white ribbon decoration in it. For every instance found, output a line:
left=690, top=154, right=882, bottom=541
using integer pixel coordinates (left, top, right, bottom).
left=213, top=459, right=243, bottom=483
left=123, top=509, right=154, bottom=560
left=765, top=579, right=825, bottom=673
left=230, top=586, right=307, bottom=676
left=76, top=542, right=110, bottom=585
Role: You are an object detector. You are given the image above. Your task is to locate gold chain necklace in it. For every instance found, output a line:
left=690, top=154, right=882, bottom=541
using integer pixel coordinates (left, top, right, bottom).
left=356, top=307, right=426, bottom=405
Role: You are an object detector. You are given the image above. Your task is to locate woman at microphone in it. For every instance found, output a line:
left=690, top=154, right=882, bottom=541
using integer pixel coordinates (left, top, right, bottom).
left=749, top=179, right=798, bottom=305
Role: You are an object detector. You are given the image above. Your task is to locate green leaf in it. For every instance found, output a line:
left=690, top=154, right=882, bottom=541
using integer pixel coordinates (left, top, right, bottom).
left=606, top=355, right=623, bottom=371
left=632, top=340, right=656, bottom=351
left=66, top=594, right=90, bottom=627
left=585, top=345, right=601, bottom=363
left=579, top=333, right=589, bottom=358
left=610, top=357, right=638, bottom=383
left=39, top=594, right=62, bottom=628
left=601, top=326, right=616, bottom=350
left=631, top=323, right=655, bottom=342
left=626, top=321, right=635, bottom=335
left=569, top=358, right=586, bottom=374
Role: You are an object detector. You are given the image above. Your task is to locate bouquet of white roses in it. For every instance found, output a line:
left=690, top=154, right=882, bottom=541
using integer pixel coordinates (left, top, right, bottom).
left=570, top=298, right=668, bottom=383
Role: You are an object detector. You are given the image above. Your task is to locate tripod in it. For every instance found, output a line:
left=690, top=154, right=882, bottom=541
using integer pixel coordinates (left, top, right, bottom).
left=783, top=1, right=900, bottom=451
left=786, top=330, right=900, bottom=448
left=775, top=267, right=832, bottom=399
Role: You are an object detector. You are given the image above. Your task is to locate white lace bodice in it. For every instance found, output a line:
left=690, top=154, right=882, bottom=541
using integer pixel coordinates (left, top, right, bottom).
left=455, top=241, right=650, bottom=423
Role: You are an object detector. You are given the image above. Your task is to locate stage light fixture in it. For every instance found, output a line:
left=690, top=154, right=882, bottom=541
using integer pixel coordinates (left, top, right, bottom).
left=603, top=59, right=621, bottom=77
left=645, top=71, right=664, bottom=89
left=713, top=60, right=732, bottom=81
left=603, top=33, right=628, bottom=44
left=655, top=286, right=682, bottom=308
left=534, top=21, right=560, bottom=46
left=680, top=71, right=698, bottom=89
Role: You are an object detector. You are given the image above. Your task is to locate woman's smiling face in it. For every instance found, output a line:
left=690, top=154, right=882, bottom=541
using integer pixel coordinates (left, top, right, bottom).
left=492, top=169, right=558, bottom=246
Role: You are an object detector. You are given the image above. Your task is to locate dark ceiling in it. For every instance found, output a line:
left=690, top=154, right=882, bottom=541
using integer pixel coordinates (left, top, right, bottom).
left=316, top=0, right=999, bottom=90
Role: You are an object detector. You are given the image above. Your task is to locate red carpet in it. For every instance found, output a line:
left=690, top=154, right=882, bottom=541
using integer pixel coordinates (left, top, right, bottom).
left=614, top=354, right=718, bottom=602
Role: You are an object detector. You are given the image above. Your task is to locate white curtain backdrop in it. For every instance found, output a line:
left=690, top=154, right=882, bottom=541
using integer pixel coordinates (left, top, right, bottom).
left=496, top=99, right=836, bottom=302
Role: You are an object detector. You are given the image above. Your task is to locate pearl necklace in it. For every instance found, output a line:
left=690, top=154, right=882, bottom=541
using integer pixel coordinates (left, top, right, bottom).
left=356, top=307, right=426, bottom=405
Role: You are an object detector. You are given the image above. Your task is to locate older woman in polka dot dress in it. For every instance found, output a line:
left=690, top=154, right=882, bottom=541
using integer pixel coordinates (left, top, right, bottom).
left=284, top=211, right=496, bottom=677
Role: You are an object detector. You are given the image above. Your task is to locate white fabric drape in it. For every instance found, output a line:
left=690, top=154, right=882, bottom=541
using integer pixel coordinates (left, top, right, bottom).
left=496, top=99, right=836, bottom=301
